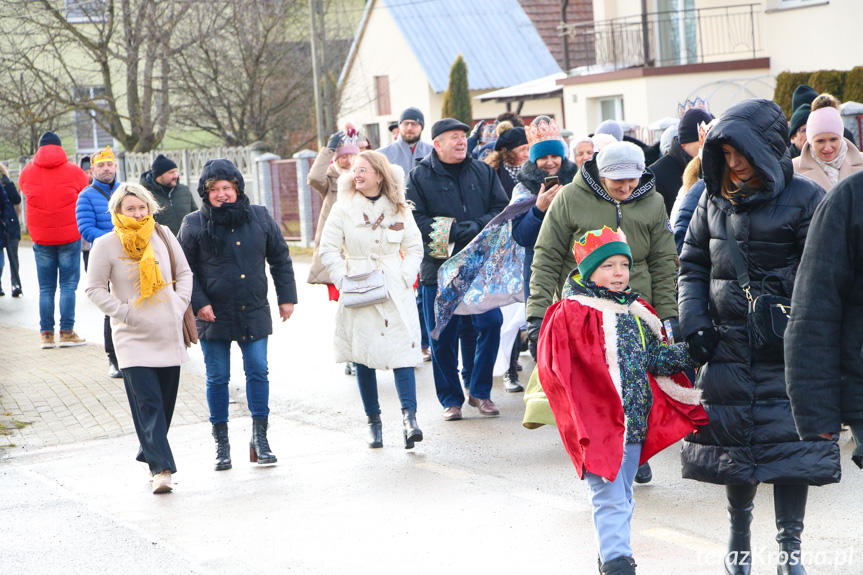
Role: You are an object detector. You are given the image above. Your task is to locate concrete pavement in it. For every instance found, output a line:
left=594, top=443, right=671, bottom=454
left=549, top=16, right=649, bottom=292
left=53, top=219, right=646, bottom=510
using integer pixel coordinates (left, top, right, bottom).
left=2, top=243, right=862, bottom=575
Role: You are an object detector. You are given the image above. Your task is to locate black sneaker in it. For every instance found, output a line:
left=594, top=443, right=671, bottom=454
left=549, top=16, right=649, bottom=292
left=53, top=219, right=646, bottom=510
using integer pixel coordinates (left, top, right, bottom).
left=634, top=462, right=653, bottom=484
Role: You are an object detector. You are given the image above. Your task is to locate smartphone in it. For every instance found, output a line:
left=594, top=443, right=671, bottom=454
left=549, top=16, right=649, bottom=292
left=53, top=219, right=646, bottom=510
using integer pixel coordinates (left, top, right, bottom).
left=663, top=319, right=675, bottom=344
left=544, top=176, right=559, bottom=188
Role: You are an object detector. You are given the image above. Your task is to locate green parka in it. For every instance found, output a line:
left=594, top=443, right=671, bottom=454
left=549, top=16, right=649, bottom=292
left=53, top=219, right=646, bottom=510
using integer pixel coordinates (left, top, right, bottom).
left=526, top=158, right=678, bottom=321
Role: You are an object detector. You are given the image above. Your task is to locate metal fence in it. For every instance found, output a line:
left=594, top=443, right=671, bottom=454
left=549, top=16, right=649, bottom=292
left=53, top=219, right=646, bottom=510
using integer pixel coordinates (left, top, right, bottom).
left=564, top=3, right=762, bottom=73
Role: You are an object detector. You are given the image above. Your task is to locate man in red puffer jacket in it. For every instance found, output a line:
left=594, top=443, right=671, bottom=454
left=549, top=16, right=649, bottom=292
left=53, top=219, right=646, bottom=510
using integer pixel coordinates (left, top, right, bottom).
left=18, top=131, right=89, bottom=349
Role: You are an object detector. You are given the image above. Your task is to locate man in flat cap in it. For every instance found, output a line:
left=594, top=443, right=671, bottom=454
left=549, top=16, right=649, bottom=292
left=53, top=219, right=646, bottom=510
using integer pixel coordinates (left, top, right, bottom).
left=406, top=118, right=509, bottom=421
left=140, top=154, right=197, bottom=235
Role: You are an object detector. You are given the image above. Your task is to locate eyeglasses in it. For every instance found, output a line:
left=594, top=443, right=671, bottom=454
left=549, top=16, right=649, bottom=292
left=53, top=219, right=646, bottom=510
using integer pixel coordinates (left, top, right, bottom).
left=351, top=168, right=377, bottom=175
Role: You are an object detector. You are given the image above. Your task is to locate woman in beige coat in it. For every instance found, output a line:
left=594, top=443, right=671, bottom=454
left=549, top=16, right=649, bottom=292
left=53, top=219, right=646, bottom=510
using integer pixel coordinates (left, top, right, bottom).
left=86, top=182, right=193, bottom=494
left=319, top=151, right=424, bottom=449
left=307, top=127, right=359, bottom=295
left=793, top=94, right=863, bottom=192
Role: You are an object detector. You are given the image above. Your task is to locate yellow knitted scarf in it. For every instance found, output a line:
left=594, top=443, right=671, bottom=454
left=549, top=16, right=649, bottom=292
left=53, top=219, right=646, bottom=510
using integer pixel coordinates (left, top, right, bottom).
left=112, top=213, right=169, bottom=306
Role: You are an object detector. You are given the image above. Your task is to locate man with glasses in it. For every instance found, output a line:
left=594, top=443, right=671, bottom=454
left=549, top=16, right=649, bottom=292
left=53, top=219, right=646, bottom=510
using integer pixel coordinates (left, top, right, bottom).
left=379, top=107, right=433, bottom=176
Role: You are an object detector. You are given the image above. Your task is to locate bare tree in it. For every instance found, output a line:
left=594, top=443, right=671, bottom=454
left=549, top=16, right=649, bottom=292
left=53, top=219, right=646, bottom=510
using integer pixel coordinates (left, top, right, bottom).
left=0, top=69, right=71, bottom=156
left=171, top=0, right=316, bottom=154
left=0, top=0, right=198, bottom=152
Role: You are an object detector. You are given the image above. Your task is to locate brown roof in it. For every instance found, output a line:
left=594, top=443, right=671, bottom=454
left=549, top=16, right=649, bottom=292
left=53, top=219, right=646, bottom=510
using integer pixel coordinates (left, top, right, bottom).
left=518, top=0, right=594, bottom=70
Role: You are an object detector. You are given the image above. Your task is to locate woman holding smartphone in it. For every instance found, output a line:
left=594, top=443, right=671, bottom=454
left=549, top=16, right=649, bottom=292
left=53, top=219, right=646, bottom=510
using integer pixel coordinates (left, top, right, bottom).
left=510, top=116, right=578, bottom=332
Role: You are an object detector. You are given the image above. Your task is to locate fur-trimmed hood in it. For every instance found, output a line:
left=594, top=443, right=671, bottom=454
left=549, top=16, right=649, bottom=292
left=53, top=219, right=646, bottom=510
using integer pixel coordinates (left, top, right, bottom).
left=336, top=163, right=407, bottom=228
left=516, top=158, right=579, bottom=195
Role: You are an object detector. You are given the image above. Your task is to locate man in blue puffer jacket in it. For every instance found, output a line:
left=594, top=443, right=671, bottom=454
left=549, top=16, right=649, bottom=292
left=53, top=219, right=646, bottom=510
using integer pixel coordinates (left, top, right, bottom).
left=75, top=146, right=122, bottom=378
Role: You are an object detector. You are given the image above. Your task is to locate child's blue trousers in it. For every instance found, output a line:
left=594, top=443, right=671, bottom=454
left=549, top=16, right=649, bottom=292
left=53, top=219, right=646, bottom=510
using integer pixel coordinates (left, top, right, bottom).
left=585, top=442, right=643, bottom=563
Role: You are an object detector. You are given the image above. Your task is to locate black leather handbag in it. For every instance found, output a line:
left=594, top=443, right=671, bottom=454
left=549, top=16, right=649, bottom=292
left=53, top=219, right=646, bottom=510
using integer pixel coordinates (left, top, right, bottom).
left=725, top=216, right=790, bottom=359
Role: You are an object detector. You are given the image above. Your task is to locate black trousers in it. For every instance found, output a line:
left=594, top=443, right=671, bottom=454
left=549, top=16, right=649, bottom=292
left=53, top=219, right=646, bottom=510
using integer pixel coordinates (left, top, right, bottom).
left=83, top=250, right=117, bottom=365
left=122, top=366, right=180, bottom=474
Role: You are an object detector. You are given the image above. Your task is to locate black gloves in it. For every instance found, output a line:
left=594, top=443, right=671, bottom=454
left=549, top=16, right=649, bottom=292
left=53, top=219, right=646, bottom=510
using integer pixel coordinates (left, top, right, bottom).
left=326, top=131, right=345, bottom=151
left=450, top=221, right=481, bottom=244
left=686, top=328, right=720, bottom=365
left=527, top=317, right=543, bottom=346
left=469, top=120, right=485, bottom=142
left=661, top=317, right=680, bottom=344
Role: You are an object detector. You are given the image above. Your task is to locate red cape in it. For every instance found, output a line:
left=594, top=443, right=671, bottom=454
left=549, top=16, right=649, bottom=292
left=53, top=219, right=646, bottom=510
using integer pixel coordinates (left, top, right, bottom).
left=537, top=295, right=708, bottom=481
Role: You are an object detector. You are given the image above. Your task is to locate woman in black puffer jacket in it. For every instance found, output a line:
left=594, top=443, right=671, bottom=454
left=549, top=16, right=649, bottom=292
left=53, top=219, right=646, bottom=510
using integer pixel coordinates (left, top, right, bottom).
left=678, top=99, right=838, bottom=575
left=178, top=159, right=298, bottom=471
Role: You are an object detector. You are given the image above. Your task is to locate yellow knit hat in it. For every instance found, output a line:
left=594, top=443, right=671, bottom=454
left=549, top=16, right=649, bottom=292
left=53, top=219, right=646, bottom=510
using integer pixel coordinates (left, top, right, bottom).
left=92, top=146, right=115, bottom=164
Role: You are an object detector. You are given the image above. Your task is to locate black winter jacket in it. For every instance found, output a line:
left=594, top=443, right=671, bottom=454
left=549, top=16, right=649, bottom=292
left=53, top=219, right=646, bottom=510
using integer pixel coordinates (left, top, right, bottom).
left=678, top=98, right=838, bottom=486
left=1, top=175, right=21, bottom=242
left=786, top=171, right=863, bottom=437
left=141, top=170, right=198, bottom=235
left=177, top=205, right=298, bottom=342
left=649, top=137, right=693, bottom=216
left=406, top=151, right=509, bottom=285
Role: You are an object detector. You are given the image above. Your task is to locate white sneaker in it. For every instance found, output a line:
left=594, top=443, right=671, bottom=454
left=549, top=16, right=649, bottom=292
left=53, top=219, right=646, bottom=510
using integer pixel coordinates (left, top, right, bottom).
left=151, top=470, right=172, bottom=494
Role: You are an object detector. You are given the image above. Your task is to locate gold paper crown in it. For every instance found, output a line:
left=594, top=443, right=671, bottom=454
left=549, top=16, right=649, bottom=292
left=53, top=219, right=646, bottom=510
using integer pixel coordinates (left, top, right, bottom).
left=92, top=146, right=114, bottom=164
left=525, top=116, right=561, bottom=147
left=677, top=97, right=709, bottom=119
left=698, top=118, right=719, bottom=144
left=573, top=226, right=628, bottom=264
left=429, top=217, right=455, bottom=259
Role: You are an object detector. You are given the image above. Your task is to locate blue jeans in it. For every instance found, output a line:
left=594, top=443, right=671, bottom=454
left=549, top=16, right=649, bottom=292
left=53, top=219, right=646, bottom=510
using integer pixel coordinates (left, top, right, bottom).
left=421, top=283, right=502, bottom=407
left=585, top=442, right=643, bottom=563
left=417, top=289, right=429, bottom=349
left=354, top=363, right=417, bottom=416
left=33, top=240, right=81, bottom=332
left=200, top=337, right=270, bottom=424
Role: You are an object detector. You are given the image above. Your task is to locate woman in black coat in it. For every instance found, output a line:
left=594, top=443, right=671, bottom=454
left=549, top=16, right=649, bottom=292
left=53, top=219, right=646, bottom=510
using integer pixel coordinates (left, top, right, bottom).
left=678, top=99, right=838, bottom=575
left=0, top=164, right=22, bottom=297
left=178, top=159, right=298, bottom=471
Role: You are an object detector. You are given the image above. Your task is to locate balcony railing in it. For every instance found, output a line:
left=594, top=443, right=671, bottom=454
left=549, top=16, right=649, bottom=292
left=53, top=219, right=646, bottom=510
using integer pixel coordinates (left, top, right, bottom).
left=561, top=3, right=763, bottom=73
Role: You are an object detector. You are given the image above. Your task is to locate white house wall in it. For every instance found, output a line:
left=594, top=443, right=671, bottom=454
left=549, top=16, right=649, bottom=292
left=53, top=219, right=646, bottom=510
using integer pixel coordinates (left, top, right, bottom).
left=337, top=5, right=433, bottom=142
left=763, top=1, right=863, bottom=74
left=561, top=66, right=772, bottom=135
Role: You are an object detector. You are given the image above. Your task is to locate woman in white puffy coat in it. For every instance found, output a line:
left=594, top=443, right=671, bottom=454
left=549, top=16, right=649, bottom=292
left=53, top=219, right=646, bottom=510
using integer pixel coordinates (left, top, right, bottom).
left=319, top=150, right=424, bottom=450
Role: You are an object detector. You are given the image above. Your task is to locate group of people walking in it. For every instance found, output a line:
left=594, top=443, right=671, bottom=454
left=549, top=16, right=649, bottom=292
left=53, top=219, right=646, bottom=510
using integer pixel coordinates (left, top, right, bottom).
left=8, top=85, right=863, bottom=573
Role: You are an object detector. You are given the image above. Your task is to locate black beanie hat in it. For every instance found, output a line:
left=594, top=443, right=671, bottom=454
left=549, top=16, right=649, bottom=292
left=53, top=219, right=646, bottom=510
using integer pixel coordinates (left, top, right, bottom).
left=399, top=107, right=425, bottom=128
left=792, top=85, right=818, bottom=112
left=80, top=156, right=91, bottom=171
left=678, top=108, right=714, bottom=144
left=197, top=158, right=245, bottom=198
left=152, top=154, right=178, bottom=179
left=789, top=104, right=812, bottom=138
left=38, top=131, right=61, bottom=148
left=494, top=127, right=527, bottom=151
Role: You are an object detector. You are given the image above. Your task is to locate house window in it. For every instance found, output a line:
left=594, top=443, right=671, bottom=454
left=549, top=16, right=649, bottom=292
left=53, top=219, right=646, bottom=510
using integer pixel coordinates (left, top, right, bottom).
left=364, top=123, right=380, bottom=150
left=74, top=87, right=113, bottom=152
left=599, top=97, right=624, bottom=122
left=775, top=0, right=828, bottom=8
left=66, top=0, right=106, bottom=23
left=375, top=76, right=391, bottom=116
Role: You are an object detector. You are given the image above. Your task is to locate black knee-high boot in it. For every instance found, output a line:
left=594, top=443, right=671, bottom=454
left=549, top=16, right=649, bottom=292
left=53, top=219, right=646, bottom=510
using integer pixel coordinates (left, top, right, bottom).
left=774, top=484, right=809, bottom=575
left=725, top=484, right=758, bottom=575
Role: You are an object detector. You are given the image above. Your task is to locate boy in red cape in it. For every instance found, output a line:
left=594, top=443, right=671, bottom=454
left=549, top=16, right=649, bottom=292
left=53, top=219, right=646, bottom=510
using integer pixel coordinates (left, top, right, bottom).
left=537, top=226, right=707, bottom=575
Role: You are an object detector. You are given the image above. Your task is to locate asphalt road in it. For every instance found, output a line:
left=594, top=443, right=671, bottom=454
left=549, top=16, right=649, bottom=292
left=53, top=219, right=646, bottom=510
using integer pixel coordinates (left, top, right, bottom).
left=2, top=244, right=862, bottom=574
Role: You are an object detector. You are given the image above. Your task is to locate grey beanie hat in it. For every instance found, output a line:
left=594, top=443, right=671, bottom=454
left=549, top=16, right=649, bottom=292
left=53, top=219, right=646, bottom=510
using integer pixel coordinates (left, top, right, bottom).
left=595, top=120, right=624, bottom=142
left=597, top=141, right=645, bottom=180
left=660, top=124, right=679, bottom=156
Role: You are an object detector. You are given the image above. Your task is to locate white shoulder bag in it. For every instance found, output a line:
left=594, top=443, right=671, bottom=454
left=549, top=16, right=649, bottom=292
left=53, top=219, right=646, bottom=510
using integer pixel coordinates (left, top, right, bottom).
left=341, top=213, right=390, bottom=308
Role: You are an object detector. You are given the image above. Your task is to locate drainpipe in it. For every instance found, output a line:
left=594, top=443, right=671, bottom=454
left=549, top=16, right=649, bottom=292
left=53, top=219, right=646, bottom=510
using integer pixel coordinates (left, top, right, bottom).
left=641, top=0, right=651, bottom=67
left=561, top=0, right=570, bottom=71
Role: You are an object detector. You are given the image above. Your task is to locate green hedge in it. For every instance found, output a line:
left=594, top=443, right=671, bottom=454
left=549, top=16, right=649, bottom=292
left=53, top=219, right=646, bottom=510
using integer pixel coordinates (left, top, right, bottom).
left=844, top=67, right=863, bottom=105
left=809, top=70, right=846, bottom=101
left=774, top=72, right=811, bottom=117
